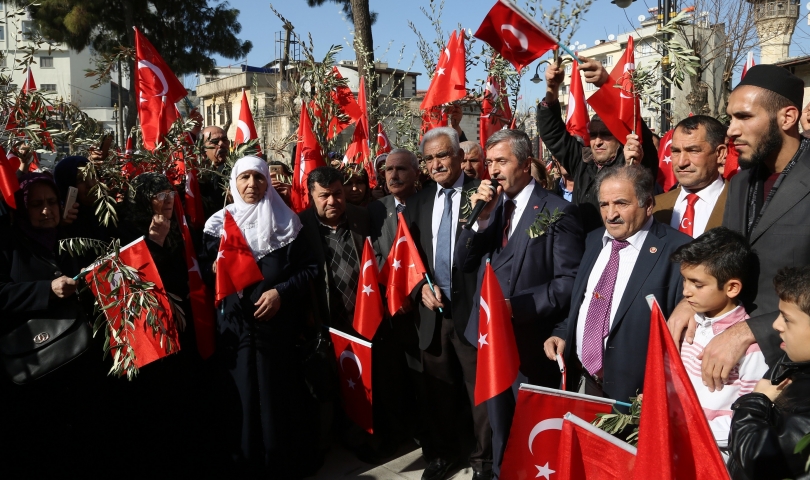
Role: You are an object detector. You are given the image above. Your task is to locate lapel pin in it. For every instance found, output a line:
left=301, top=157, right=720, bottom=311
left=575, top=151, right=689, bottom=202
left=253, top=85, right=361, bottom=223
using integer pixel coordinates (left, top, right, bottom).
left=649, top=247, right=658, bottom=253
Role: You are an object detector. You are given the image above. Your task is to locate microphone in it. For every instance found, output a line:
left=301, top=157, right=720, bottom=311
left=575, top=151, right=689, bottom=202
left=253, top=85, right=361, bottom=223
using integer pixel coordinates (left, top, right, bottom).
left=464, top=179, right=501, bottom=229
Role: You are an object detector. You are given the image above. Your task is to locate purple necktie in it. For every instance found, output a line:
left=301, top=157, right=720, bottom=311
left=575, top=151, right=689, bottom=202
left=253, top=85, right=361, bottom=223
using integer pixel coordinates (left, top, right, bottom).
left=581, top=239, right=630, bottom=376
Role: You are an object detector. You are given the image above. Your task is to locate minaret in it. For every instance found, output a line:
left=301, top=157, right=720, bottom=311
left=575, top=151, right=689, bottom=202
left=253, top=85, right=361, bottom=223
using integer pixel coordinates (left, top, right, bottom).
left=747, top=0, right=801, bottom=64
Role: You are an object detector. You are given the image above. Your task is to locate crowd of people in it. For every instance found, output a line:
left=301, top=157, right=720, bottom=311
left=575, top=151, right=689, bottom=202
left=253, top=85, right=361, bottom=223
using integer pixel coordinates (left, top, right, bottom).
left=1, top=56, right=809, bottom=480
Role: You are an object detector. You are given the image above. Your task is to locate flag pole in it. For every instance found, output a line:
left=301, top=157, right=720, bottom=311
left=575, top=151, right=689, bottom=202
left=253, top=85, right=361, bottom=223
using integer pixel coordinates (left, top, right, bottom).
left=424, top=273, right=444, bottom=314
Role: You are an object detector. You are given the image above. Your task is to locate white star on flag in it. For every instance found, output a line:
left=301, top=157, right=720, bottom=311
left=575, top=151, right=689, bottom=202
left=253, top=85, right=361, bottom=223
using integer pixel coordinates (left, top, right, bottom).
left=362, top=284, right=374, bottom=296
left=664, top=155, right=672, bottom=164
left=347, top=378, right=356, bottom=389
left=392, top=259, right=402, bottom=270
left=189, top=257, right=201, bottom=277
left=535, top=462, right=555, bottom=479
left=216, top=251, right=225, bottom=262
left=478, top=333, right=489, bottom=348
left=436, top=67, right=446, bottom=76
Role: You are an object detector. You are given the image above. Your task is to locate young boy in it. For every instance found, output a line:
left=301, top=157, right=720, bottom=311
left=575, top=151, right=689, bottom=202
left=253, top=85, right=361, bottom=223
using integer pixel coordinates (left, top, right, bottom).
left=670, top=227, right=768, bottom=455
left=727, top=266, right=810, bottom=480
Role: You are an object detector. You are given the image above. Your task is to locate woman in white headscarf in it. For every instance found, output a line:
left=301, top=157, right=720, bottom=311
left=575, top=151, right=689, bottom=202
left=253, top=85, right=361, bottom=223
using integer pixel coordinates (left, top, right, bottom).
left=201, top=156, right=318, bottom=476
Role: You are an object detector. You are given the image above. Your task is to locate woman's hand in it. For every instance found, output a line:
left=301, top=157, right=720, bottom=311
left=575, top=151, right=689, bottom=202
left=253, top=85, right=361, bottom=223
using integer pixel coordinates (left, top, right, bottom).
left=51, top=276, right=77, bottom=299
left=60, top=202, right=79, bottom=226
left=254, top=289, right=281, bottom=321
left=754, top=377, right=791, bottom=402
left=148, top=214, right=171, bottom=246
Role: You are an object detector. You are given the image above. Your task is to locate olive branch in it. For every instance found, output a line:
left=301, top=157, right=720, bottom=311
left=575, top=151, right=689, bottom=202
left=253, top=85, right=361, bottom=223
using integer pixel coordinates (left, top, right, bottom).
left=527, top=207, right=565, bottom=239
left=592, top=394, right=642, bottom=446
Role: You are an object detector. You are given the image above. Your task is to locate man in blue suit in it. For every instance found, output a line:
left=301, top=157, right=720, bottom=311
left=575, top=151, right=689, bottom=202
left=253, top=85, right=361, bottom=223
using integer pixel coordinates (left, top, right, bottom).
left=544, top=165, right=691, bottom=405
left=456, top=129, right=586, bottom=477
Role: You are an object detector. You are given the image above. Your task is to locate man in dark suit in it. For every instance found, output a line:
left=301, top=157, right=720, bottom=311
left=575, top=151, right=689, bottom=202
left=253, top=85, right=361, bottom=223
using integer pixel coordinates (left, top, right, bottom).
left=298, top=166, right=370, bottom=335
left=366, top=148, right=423, bottom=457
left=545, top=165, right=691, bottom=405
left=401, top=127, right=491, bottom=480
left=537, top=58, right=658, bottom=232
left=456, top=129, right=585, bottom=477
left=653, top=115, right=728, bottom=238
left=669, top=65, right=810, bottom=389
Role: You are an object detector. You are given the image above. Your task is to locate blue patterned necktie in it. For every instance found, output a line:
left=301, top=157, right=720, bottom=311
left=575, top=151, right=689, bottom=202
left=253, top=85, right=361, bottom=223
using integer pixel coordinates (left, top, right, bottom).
left=434, top=188, right=455, bottom=301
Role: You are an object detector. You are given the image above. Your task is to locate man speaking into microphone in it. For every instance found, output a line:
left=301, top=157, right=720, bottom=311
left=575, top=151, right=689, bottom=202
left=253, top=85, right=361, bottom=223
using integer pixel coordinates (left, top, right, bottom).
left=456, top=129, right=585, bottom=477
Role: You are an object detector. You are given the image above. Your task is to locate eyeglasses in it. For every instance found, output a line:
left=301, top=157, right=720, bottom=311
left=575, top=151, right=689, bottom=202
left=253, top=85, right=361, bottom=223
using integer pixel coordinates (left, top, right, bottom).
left=588, top=130, right=614, bottom=139
left=206, top=137, right=229, bottom=145
left=422, top=150, right=452, bottom=162
left=154, top=191, right=176, bottom=202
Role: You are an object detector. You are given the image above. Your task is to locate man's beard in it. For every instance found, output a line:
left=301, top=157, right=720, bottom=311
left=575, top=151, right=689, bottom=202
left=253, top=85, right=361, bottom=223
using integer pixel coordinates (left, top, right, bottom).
left=739, top=118, right=782, bottom=169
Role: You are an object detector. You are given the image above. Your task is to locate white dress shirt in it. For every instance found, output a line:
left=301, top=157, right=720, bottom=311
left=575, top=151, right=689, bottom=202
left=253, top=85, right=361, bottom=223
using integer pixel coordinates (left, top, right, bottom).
left=474, top=178, right=536, bottom=237
left=669, top=175, right=725, bottom=237
left=431, top=173, right=465, bottom=268
left=576, top=217, right=653, bottom=359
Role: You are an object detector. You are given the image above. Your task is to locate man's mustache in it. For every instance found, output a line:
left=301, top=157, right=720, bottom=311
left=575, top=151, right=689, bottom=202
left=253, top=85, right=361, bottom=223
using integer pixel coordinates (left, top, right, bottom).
left=606, top=217, right=625, bottom=225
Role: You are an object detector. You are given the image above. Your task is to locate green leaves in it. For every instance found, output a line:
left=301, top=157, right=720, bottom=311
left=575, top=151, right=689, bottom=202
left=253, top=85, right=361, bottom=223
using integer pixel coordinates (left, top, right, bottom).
left=527, top=207, right=565, bottom=239
left=592, top=394, right=642, bottom=446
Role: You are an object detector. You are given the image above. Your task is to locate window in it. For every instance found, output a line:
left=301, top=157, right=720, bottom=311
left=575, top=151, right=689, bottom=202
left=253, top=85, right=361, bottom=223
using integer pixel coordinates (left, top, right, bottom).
left=601, top=56, right=613, bottom=67
left=40, top=56, right=54, bottom=68
left=585, top=82, right=596, bottom=92
left=565, top=64, right=572, bottom=74
left=206, top=105, right=213, bottom=126
left=22, top=21, right=35, bottom=40
left=40, top=84, right=56, bottom=92
left=641, top=42, right=652, bottom=55
left=0, top=57, right=6, bottom=68
left=0, top=26, right=5, bottom=41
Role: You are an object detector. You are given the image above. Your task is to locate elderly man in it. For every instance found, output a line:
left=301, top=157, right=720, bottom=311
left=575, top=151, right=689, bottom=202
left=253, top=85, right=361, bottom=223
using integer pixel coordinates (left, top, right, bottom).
left=402, top=127, right=491, bottom=480
left=369, top=149, right=421, bottom=264
left=670, top=65, right=810, bottom=391
left=197, top=126, right=231, bottom=220
left=653, top=115, right=728, bottom=237
left=456, top=129, right=584, bottom=477
left=201, top=126, right=229, bottom=166
left=538, top=59, right=659, bottom=232
left=460, top=141, right=485, bottom=179
left=544, top=165, right=691, bottom=404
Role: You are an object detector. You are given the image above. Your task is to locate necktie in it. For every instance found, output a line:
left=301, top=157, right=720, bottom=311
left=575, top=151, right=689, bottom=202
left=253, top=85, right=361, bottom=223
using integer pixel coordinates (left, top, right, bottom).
left=502, top=199, right=516, bottom=248
left=581, top=239, right=630, bottom=376
left=679, top=193, right=699, bottom=237
left=434, top=188, right=455, bottom=301
left=396, top=203, right=405, bottom=214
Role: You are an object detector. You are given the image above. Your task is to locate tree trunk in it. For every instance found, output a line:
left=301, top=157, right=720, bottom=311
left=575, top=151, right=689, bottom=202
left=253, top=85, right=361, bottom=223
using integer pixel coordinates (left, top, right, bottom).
left=351, top=0, right=378, bottom=154
left=117, top=58, right=124, bottom=146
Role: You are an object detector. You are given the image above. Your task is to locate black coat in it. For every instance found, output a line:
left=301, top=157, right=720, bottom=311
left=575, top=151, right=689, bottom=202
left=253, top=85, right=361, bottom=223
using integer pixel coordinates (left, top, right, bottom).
left=537, top=99, right=659, bottom=232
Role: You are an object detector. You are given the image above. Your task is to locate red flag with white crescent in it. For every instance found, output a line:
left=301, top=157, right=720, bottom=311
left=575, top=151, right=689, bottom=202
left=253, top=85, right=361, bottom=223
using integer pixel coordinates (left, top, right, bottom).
left=587, top=36, right=643, bottom=145
left=500, top=385, right=615, bottom=480
left=84, top=237, right=181, bottom=368
left=184, top=168, right=205, bottom=230
left=480, top=69, right=512, bottom=150
left=741, top=51, right=755, bottom=79
left=290, top=105, right=325, bottom=212
left=378, top=212, right=427, bottom=316
left=173, top=194, right=216, bottom=359
left=420, top=30, right=467, bottom=111
left=474, top=262, right=519, bottom=405
left=556, top=413, right=637, bottom=480
left=0, top=146, right=21, bottom=208
left=631, top=298, right=729, bottom=480
left=21, top=69, right=37, bottom=94
left=376, top=123, right=392, bottom=154
left=723, top=140, right=740, bottom=180
left=352, top=238, right=384, bottom=340
left=566, top=60, right=590, bottom=145
left=330, top=327, right=373, bottom=433
left=474, top=0, right=559, bottom=71
left=235, top=89, right=262, bottom=155
left=215, top=210, right=265, bottom=305
left=657, top=129, right=677, bottom=191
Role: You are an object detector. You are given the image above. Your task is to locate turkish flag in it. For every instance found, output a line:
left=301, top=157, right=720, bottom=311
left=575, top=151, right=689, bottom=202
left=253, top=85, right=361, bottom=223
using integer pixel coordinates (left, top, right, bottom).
left=632, top=298, right=729, bottom=480
left=184, top=169, right=205, bottom=230
left=21, top=69, right=36, bottom=94
left=657, top=129, right=677, bottom=191
left=327, top=67, right=363, bottom=139
left=330, top=327, right=374, bottom=433
left=214, top=210, right=265, bottom=305
left=85, top=237, right=181, bottom=369
left=421, top=106, right=448, bottom=137
left=474, top=0, right=559, bottom=71
left=566, top=60, right=590, bottom=145
left=352, top=238, right=384, bottom=341
left=0, top=146, right=21, bottom=208
left=343, top=78, right=377, bottom=188
left=556, top=413, right=637, bottom=480
left=134, top=27, right=187, bottom=151
left=290, top=105, right=325, bottom=212
left=480, top=70, right=513, bottom=150
left=173, top=194, right=216, bottom=359
left=420, top=30, right=466, bottom=111
left=741, top=51, right=755, bottom=79
left=474, top=262, right=519, bottom=405
left=235, top=90, right=262, bottom=155
left=587, top=36, right=643, bottom=145
left=125, top=134, right=134, bottom=157
left=500, top=384, right=614, bottom=480
left=377, top=123, right=392, bottom=154
left=378, top=212, right=427, bottom=316
left=724, top=141, right=740, bottom=180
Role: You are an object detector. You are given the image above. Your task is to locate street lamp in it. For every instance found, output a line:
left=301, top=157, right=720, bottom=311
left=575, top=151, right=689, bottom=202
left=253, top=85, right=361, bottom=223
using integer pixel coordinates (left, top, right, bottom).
left=611, top=0, right=636, bottom=7
left=530, top=63, right=543, bottom=84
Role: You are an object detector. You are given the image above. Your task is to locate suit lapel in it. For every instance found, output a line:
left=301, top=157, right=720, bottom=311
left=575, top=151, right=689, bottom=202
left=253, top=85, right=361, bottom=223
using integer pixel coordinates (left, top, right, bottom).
left=706, top=181, right=728, bottom=231
left=610, top=222, right=667, bottom=333
left=422, top=191, right=436, bottom=271
left=750, top=159, right=810, bottom=243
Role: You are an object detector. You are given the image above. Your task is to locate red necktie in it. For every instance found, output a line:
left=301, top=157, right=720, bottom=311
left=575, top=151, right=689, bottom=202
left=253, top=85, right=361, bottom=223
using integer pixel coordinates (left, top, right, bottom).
left=679, top=193, right=699, bottom=237
left=502, top=199, right=516, bottom=248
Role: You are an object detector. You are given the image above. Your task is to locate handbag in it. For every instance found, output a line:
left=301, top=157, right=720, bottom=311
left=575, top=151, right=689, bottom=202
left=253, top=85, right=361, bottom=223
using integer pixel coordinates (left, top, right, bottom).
left=299, top=327, right=339, bottom=402
left=0, top=317, right=91, bottom=385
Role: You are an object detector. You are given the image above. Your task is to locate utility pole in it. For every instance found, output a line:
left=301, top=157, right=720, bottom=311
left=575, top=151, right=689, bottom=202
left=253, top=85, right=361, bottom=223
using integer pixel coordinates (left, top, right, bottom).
left=659, top=0, right=674, bottom=133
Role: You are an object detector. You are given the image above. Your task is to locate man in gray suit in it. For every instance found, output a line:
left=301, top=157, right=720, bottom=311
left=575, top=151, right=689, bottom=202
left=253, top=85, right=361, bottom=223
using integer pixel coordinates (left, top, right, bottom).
left=669, top=65, right=809, bottom=389
left=369, top=149, right=421, bottom=265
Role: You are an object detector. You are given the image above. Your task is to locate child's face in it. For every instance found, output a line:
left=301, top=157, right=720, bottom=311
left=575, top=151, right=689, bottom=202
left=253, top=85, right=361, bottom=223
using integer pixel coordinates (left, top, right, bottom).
left=680, top=264, right=738, bottom=317
left=773, top=300, right=810, bottom=362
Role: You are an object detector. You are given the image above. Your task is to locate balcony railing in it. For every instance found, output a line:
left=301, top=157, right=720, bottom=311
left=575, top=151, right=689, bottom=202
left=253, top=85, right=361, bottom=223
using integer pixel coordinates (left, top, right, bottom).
left=754, top=2, right=800, bottom=21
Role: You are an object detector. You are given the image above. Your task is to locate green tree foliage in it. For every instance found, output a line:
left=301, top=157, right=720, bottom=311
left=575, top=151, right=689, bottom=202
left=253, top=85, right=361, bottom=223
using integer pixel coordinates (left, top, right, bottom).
left=305, top=0, right=377, bottom=25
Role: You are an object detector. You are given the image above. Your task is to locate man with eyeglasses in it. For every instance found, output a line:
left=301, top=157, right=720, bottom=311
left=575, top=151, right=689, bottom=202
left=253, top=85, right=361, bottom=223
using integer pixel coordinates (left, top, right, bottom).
left=538, top=59, right=659, bottom=232
left=197, top=126, right=230, bottom=221
left=400, top=127, right=492, bottom=480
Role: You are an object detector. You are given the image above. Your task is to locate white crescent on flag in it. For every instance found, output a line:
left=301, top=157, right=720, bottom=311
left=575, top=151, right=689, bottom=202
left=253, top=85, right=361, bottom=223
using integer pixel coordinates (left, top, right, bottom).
left=500, top=24, right=529, bottom=52
left=566, top=95, right=576, bottom=124
left=528, top=418, right=563, bottom=455
left=137, top=59, right=170, bottom=97
left=362, top=259, right=374, bottom=277
left=339, top=350, right=363, bottom=377
left=237, top=119, right=251, bottom=143
left=480, top=297, right=491, bottom=325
